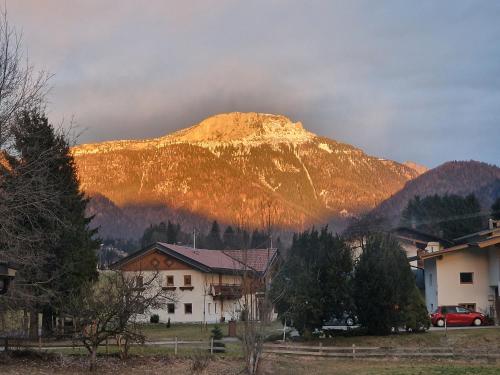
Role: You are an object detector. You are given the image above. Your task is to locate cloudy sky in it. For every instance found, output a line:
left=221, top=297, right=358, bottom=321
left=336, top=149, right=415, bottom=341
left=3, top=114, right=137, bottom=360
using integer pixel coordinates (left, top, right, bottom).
left=8, top=0, right=500, bottom=167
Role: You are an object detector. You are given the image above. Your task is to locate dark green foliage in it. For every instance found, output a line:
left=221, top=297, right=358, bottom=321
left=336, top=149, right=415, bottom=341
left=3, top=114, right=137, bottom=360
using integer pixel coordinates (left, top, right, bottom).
left=250, top=229, right=269, bottom=248
left=401, top=194, right=483, bottom=240
left=150, top=314, right=159, bottom=324
left=270, top=227, right=353, bottom=336
left=9, top=110, right=98, bottom=332
left=205, top=221, right=224, bottom=249
left=402, top=289, right=430, bottom=332
left=492, top=197, right=500, bottom=220
left=353, top=233, right=427, bottom=335
left=140, top=220, right=182, bottom=247
left=211, top=324, right=225, bottom=349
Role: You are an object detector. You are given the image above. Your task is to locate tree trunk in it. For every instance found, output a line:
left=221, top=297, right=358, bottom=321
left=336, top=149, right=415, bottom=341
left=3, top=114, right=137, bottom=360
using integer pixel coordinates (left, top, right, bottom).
left=90, top=346, right=97, bottom=372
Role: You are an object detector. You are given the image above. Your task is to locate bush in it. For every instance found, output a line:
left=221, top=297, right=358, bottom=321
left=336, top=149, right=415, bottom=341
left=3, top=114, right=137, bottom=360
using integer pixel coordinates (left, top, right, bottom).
left=211, top=325, right=225, bottom=349
left=403, top=289, right=430, bottom=333
left=166, top=317, right=171, bottom=328
left=190, top=351, right=210, bottom=373
left=150, top=314, right=159, bottom=324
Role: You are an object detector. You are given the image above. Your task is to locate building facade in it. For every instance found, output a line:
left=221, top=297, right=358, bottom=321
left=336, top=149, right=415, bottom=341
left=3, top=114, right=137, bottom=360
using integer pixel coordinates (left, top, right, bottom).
left=112, top=243, right=278, bottom=323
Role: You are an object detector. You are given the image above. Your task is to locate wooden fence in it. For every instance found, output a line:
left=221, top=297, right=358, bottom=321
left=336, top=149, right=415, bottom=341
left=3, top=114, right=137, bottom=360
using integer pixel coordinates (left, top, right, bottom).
left=1, top=337, right=226, bottom=354
left=263, top=343, right=500, bottom=359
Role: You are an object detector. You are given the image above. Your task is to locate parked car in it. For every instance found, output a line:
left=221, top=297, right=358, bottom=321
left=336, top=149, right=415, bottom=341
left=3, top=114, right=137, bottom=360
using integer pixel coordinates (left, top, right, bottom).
left=430, top=306, right=485, bottom=327
left=323, top=313, right=357, bottom=327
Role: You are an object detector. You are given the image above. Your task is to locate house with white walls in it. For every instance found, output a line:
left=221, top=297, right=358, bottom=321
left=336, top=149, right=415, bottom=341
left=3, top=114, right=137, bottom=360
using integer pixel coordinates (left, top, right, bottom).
left=112, top=242, right=279, bottom=323
left=421, top=220, right=500, bottom=319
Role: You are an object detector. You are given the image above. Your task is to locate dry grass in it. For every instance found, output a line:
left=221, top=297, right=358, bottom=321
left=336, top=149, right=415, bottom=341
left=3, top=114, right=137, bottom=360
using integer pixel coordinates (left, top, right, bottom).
left=260, top=355, right=500, bottom=375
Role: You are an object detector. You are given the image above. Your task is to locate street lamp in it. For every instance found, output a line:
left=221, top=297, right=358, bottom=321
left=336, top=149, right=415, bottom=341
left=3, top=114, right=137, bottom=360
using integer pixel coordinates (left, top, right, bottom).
left=0, top=262, right=16, bottom=295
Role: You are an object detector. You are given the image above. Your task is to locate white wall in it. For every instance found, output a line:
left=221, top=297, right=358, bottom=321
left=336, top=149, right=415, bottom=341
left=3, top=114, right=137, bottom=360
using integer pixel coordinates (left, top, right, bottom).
left=125, top=269, right=245, bottom=323
left=434, top=248, right=492, bottom=314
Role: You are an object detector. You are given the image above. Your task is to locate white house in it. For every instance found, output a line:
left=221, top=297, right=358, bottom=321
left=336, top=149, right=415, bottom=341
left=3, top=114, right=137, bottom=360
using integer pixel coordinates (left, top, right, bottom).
left=112, top=242, right=279, bottom=323
left=421, top=222, right=500, bottom=319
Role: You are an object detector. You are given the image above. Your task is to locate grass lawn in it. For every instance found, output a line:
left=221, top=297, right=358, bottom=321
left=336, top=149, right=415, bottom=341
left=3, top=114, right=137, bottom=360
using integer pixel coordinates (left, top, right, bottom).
left=287, top=327, right=500, bottom=350
left=263, top=356, right=500, bottom=375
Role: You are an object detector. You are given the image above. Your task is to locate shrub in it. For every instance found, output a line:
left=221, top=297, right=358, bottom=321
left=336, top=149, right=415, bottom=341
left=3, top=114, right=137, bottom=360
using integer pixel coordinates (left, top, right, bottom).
left=403, top=289, right=430, bottom=332
left=150, top=314, right=160, bottom=324
left=190, top=351, right=210, bottom=373
left=211, top=325, right=225, bottom=350
left=166, top=317, right=171, bottom=328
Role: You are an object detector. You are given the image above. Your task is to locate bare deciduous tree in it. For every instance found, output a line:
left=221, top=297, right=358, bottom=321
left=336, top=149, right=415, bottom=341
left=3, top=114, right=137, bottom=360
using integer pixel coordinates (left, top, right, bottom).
left=66, top=270, right=176, bottom=371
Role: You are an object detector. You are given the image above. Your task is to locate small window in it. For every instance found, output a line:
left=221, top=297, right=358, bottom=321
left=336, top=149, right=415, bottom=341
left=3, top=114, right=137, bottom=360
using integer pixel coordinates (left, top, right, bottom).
left=166, top=276, right=174, bottom=286
left=208, top=303, right=212, bottom=314
left=214, top=302, right=217, bottom=314
left=184, top=303, right=192, bottom=314
left=167, top=303, right=175, bottom=314
left=184, top=275, right=192, bottom=286
left=460, top=272, right=473, bottom=284
left=456, top=306, right=470, bottom=314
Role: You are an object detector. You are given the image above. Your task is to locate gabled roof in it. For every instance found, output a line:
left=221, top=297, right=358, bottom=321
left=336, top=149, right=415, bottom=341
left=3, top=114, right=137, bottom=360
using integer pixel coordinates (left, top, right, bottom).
left=421, top=232, right=500, bottom=260
left=391, top=226, right=454, bottom=247
left=111, top=242, right=278, bottom=275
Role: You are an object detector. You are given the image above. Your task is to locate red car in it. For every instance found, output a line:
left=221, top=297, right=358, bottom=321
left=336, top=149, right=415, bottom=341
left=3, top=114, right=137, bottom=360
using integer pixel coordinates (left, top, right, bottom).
left=430, top=306, right=485, bottom=327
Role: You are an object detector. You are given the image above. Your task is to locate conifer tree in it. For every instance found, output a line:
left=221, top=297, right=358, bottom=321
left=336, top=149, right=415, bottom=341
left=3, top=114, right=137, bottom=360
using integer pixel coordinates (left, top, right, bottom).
left=12, top=110, right=98, bottom=333
left=206, top=220, right=224, bottom=249
left=353, top=233, right=428, bottom=335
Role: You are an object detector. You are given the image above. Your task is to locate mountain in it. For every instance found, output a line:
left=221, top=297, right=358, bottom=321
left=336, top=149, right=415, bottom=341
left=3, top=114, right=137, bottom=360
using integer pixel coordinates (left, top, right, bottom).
left=404, top=161, right=428, bottom=175
left=369, top=160, right=500, bottom=226
left=73, top=112, right=419, bottom=239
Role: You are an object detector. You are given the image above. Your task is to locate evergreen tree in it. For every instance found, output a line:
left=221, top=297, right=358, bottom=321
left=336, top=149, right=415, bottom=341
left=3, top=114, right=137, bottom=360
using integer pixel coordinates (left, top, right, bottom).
left=12, top=110, right=98, bottom=333
left=250, top=229, right=268, bottom=248
left=166, top=220, right=178, bottom=244
left=402, top=194, right=483, bottom=239
left=206, top=220, right=224, bottom=249
left=492, top=197, right=500, bottom=220
left=223, top=225, right=236, bottom=249
left=270, top=227, right=353, bottom=336
left=353, top=233, right=428, bottom=335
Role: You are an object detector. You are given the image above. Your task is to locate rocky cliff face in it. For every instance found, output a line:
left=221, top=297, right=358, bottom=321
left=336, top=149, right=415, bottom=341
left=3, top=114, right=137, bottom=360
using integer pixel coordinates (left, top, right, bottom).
left=73, top=112, right=418, bottom=239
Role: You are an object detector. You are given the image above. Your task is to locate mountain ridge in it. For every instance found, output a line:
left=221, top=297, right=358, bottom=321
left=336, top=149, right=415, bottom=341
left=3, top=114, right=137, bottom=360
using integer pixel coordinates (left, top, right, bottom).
left=73, top=112, right=419, bottom=238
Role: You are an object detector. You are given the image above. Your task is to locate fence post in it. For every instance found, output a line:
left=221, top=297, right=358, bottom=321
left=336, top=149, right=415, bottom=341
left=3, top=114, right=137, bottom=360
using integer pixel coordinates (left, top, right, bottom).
left=174, top=336, right=178, bottom=356
left=319, top=342, right=323, bottom=355
left=210, top=337, right=214, bottom=354
left=352, top=344, right=356, bottom=359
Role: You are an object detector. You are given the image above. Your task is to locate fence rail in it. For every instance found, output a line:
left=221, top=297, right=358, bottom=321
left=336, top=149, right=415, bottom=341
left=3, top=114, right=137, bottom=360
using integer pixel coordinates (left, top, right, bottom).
left=0, top=337, right=227, bottom=354
left=263, top=343, right=500, bottom=359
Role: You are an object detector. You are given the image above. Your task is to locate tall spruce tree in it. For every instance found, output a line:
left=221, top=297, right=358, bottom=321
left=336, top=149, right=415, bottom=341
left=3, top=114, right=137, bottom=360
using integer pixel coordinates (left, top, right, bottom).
left=270, top=227, right=353, bottom=336
left=12, top=110, right=98, bottom=334
left=206, top=220, right=224, bottom=249
left=353, top=233, right=428, bottom=335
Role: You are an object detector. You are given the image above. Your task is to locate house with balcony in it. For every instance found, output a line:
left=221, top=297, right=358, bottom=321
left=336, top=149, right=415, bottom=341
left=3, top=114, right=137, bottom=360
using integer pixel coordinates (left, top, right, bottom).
left=112, top=242, right=279, bottom=323
left=421, top=220, right=500, bottom=319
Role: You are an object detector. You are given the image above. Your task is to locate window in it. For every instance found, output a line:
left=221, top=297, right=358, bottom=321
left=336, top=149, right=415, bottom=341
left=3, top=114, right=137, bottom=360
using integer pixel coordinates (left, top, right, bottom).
left=184, top=275, right=192, bottom=286
left=441, top=306, right=457, bottom=314
left=167, top=303, right=175, bottom=314
left=459, top=303, right=476, bottom=312
left=166, top=275, right=174, bottom=286
left=214, top=302, right=217, bottom=314
left=460, top=272, right=473, bottom=284
left=208, top=303, right=212, bottom=314
left=184, top=303, right=192, bottom=314
left=456, top=306, right=470, bottom=313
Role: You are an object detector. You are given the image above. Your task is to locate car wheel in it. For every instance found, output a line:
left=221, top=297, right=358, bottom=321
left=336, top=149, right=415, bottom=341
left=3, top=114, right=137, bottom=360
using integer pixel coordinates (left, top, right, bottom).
left=473, top=318, right=482, bottom=326
left=345, top=317, right=355, bottom=326
left=436, top=319, right=445, bottom=327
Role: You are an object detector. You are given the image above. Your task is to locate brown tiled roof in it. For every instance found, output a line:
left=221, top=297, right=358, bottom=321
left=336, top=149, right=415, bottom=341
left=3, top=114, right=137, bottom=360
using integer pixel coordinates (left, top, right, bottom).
left=159, top=243, right=246, bottom=272
left=223, top=248, right=278, bottom=273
